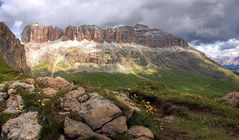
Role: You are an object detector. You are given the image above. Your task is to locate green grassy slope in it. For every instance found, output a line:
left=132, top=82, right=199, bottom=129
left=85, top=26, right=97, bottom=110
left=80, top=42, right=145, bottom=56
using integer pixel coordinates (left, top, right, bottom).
left=0, top=58, right=29, bottom=82
left=0, top=58, right=18, bottom=82
left=55, top=69, right=239, bottom=97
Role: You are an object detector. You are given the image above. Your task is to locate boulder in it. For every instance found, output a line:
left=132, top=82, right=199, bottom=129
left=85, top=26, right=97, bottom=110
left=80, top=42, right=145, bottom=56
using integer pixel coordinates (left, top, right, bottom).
left=0, top=92, right=7, bottom=101
left=1, top=112, right=41, bottom=140
left=42, top=87, right=57, bottom=97
left=100, top=116, right=128, bottom=136
left=36, top=76, right=74, bottom=91
left=24, top=78, right=35, bottom=85
left=76, top=93, right=122, bottom=130
left=9, top=81, right=35, bottom=92
left=64, top=117, right=93, bottom=138
left=223, top=92, right=239, bottom=106
left=63, top=89, right=85, bottom=111
left=58, top=135, right=65, bottom=140
left=127, top=126, right=154, bottom=140
left=7, top=88, right=16, bottom=95
left=63, top=92, right=122, bottom=130
left=4, top=95, right=24, bottom=113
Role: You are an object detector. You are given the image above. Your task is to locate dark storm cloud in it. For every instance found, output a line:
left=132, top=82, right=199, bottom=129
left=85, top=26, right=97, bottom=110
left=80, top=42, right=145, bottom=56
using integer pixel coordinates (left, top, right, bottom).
left=0, top=0, right=238, bottom=43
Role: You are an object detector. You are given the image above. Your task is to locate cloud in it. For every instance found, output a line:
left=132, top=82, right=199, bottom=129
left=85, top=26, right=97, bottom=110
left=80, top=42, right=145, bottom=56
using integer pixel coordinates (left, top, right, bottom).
left=190, top=38, right=239, bottom=58
left=0, top=0, right=238, bottom=43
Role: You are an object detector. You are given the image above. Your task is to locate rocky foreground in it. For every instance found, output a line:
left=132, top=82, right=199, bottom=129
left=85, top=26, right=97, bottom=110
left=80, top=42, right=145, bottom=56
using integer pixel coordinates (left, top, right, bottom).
left=0, top=76, right=154, bottom=140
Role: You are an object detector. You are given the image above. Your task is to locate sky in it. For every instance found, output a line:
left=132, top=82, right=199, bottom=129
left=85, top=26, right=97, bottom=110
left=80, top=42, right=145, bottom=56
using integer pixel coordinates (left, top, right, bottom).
left=0, top=0, right=239, bottom=59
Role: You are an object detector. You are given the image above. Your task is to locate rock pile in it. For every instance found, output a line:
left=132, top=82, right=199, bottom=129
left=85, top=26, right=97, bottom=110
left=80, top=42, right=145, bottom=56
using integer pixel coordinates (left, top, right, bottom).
left=0, top=76, right=154, bottom=140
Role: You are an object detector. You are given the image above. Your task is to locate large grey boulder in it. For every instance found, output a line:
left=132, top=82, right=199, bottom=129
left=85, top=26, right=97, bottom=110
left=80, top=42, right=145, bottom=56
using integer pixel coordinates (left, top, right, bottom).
left=68, top=93, right=122, bottom=130
left=64, top=117, right=93, bottom=138
left=100, top=116, right=128, bottom=136
left=1, top=112, right=41, bottom=140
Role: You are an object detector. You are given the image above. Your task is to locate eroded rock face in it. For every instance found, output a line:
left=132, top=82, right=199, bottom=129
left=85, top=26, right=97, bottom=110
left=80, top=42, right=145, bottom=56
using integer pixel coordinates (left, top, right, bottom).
left=1, top=112, right=41, bottom=140
left=21, top=23, right=63, bottom=43
left=22, top=23, right=189, bottom=48
left=0, top=22, right=30, bottom=72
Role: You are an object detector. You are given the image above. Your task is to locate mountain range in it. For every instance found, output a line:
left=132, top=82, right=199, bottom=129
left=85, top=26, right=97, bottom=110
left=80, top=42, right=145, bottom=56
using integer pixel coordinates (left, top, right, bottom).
left=0, top=22, right=236, bottom=80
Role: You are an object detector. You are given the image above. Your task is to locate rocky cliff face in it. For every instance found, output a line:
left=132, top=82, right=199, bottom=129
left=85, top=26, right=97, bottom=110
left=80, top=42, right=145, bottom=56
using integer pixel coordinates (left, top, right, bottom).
left=21, top=23, right=63, bottom=43
left=0, top=22, right=29, bottom=72
left=21, top=24, right=189, bottom=48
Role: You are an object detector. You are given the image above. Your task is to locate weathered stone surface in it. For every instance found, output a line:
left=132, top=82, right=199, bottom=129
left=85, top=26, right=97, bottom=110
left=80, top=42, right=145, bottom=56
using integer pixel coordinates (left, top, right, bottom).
left=127, top=126, right=154, bottom=140
left=4, top=95, right=24, bottom=113
left=1, top=112, right=41, bottom=140
left=223, top=92, right=239, bottom=106
left=22, top=23, right=189, bottom=49
left=58, top=135, right=65, bottom=140
left=9, top=81, right=35, bottom=92
left=0, top=22, right=30, bottom=72
left=77, top=94, right=89, bottom=103
left=7, top=88, right=16, bottom=95
left=24, top=78, right=35, bottom=85
left=63, top=92, right=122, bottom=130
left=63, top=89, right=85, bottom=110
left=65, top=25, right=78, bottom=40
left=42, top=87, right=57, bottom=97
left=48, top=26, right=64, bottom=41
left=64, top=117, right=94, bottom=138
left=76, top=93, right=122, bottom=130
left=100, top=116, right=128, bottom=136
left=21, top=23, right=63, bottom=43
left=36, top=76, right=74, bottom=91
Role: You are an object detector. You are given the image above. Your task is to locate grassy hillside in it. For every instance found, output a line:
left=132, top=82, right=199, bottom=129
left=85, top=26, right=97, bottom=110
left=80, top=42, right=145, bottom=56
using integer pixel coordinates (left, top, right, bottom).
left=55, top=69, right=239, bottom=98
left=50, top=70, right=239, bottom=139
left=0, top=58, right=19, bottom=82
left=0, top=58, right=29, bottom=82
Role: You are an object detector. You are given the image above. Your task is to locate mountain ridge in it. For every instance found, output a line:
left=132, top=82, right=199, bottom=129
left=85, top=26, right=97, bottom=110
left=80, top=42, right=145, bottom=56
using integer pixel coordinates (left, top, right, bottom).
left=21, top=23, right=189, bottom=49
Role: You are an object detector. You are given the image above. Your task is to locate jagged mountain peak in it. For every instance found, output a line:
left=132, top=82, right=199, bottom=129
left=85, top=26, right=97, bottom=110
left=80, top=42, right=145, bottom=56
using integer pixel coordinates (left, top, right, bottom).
left=21, top=23, right=189, bottom=49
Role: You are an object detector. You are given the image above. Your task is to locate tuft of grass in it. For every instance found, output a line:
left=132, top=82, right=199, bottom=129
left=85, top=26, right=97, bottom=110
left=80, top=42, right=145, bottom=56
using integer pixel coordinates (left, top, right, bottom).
left=127, top=111, right=159, bottom=139
left=0, top=113, right=18, bottom=127
left=39, top=118, right=63, bottom=140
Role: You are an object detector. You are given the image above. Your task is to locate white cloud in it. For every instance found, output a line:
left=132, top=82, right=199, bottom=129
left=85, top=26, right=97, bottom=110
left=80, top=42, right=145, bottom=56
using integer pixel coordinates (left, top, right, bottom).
left=190, top=38, right=239, bottom=59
